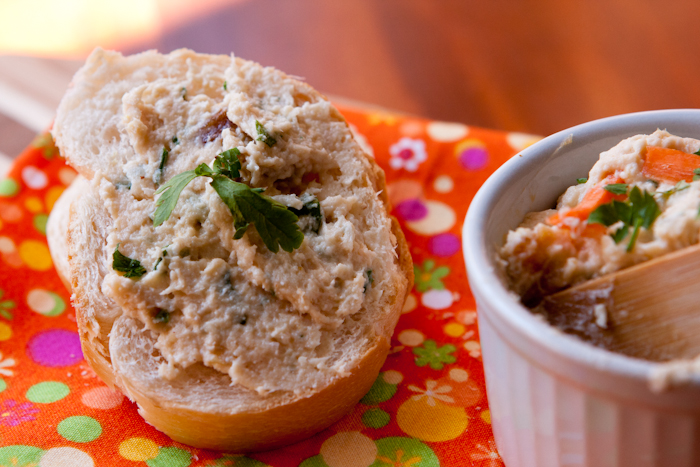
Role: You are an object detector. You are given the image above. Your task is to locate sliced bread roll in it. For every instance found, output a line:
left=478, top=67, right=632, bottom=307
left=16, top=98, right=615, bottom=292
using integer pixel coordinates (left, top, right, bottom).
left=49, top=48, right=413, bottom=451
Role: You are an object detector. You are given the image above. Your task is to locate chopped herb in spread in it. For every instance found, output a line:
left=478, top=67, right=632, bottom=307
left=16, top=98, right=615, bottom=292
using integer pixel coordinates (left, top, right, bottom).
left=603, top=183, right=628, bottom=195
left=172, top=136, right=179, bottom=145
left=576, top=178, right=587, bottom=184
left=154, top=249, right=168, bottom=271
left=363, top=269, right=374, bottom=293
left=180, top=87, right=187, bottom=100
left=154, top=148, right=304, bottom=253
left=661, top=180, right=690, bottom=199
left=154, top=147, right=170, bottom=185
left=588, top=186, right=661, bottom=252
left=153, top=309, right=170, bottom=324
left=290, top=193, right=323, bottom=233
left=255, top=120, right=277, bottom=147
left=223, top=81, right=227, bottom=91
left=113, top=244, right=147, bottom=278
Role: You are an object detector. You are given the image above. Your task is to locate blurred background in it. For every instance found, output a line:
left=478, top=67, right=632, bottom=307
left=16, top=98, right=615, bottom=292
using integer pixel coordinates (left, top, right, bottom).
left=1, top=0, right=700, bottom=162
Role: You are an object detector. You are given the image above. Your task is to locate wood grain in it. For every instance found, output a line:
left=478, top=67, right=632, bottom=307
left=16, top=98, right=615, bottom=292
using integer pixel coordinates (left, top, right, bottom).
left=124, top=0, right=700, bottom=136
left=540, top=243, right=700, bottom=362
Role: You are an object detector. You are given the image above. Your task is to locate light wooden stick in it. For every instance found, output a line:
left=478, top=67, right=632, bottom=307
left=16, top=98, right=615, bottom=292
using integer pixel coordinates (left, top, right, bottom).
left=538, top=242, right=700, bottom=361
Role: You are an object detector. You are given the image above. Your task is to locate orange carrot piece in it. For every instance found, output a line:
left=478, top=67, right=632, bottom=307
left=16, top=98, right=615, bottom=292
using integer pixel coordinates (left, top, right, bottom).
left=642, top=146, right=700, bottom=183
left=548, top=174, right=624, bottom=225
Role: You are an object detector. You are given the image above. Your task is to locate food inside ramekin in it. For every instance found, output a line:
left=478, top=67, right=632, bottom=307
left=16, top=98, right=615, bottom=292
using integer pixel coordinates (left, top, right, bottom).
left=500, top=129, right=700, bottom=308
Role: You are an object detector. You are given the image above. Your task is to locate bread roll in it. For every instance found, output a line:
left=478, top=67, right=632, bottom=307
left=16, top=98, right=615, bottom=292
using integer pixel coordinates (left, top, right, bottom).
left=49, top=48, right=413, bottom=451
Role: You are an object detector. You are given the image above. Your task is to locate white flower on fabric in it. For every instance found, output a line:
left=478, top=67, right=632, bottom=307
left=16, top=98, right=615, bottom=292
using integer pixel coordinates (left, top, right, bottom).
left=0, top=351, right=16, bottom=377
left=389, top=138, right=427, bottom=172
left=471, top=439, right=503, bottom=466
left=408, top=379, right=454, bottom=406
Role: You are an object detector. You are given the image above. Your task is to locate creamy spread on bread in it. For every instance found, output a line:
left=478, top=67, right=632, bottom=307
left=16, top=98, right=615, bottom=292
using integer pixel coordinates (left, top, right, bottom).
left=500, top=130, right=700, bottom=305
left=54, top=49, right=405, bottom=396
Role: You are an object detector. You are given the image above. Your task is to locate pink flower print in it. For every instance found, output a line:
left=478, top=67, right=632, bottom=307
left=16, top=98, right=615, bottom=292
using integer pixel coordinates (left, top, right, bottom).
left=471, top=439, right=503, bottom=466
left=407, top=379, right=455, bottom=407
left=389, top=138, right=427, bottom=172
left=0, top=399, right=39, bottom=427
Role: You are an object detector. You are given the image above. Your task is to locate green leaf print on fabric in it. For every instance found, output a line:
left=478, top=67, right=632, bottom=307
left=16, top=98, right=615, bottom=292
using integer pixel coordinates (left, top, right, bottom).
left=413, top=260, right=450, bottom=292
left=413, top=340, right=456, bottom=370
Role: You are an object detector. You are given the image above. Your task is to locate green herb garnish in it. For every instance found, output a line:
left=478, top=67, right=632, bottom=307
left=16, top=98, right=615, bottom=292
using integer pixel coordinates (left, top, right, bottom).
left=603, top=183, right=628, bottom=195
left=153, top=249, right=167, bottom=271
left=113, top=244, right=147, bottom=278
left=255, top=120, right=277, bottom=147
left=363, top=269, right=374, bottom=293
left=172, top=136, right=179, bottom=145
left=588, top=186, right=660, bottom=252
left=115, top=180, right=131, bottom=190
left=694, top=148, right=700, bottom=156
left=213, top=148, right=242, bottom=179
left=180, top=87, right=187, bottom=100
left=153, top=309, right=170, bottom=324
left=223, top=81, right=227, bottom=91
left=576, top=178, right=588, bottom=184
left=153, top=149, right=303, bottom=253
left=290, top=193, right=323, bottom=234
left=154, top=147, right=170, bottom=185
left=160, top=148, right=169, bottom=170
left=153, top=170, right=199, bottom=226
left=661, top=180, right=691, bottom=199
left=693, top=168, right=700, bottom=181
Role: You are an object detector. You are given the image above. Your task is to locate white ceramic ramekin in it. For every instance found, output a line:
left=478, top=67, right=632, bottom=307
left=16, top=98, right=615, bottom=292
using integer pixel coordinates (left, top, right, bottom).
left=463, top=110, right=700, bottom=467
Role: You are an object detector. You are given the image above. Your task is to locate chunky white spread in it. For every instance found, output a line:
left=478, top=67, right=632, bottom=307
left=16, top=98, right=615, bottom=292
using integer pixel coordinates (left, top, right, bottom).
left=501, top=130, right=700, bottom=303
left=79, top=51, right=402, bottom=395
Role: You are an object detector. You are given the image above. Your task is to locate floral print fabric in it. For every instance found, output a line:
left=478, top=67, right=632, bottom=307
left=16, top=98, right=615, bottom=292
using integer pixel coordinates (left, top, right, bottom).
left=0, top=105, right=540, bottom=466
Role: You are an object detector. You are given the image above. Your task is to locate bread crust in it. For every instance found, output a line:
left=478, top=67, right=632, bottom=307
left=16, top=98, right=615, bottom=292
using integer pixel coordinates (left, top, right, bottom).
left=49, top=48, right=413, bottom=451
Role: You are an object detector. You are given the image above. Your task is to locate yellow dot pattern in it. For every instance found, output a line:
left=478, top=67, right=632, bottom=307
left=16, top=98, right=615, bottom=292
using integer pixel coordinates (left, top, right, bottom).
left=444, top=323, right=465, bottom=337
left=0, top=322, right=11, bottom=341
left=24, top=197, right=43, bottom=213
left=19, top=240, right=52, bottom=271
left=46, top=186, right=65, bottom=212
left=118, top=437, right=159, bottom=461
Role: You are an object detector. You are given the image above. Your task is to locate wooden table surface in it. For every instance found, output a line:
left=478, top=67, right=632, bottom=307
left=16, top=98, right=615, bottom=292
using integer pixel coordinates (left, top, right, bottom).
left=128, top=0, right=700, bottom=136
left=2, top=0, right=700, bottom=165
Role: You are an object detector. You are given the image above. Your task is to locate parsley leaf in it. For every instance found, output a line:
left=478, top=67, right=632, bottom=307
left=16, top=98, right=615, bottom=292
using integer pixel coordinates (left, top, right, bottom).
left=113, top=244, right=147, bottom=278
left=209, top=175, right=303, bottom=252
left=604, top=183, right=628, bottom=195
left=576, top=177, right=588, bottom=184
left=289, top=193, right=323, bottom=234
left=152, top=149, right=304, bottom=252
left=255, top=120, right=277, bottom=147
left=588, top=186, right=660, bottom=252
left=153, top=169, right=199, bottom=227
left=213, top=148, right=241, bottom=179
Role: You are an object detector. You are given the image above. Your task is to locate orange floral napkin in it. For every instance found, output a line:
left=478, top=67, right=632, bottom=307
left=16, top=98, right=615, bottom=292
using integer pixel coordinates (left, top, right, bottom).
left=0, top=104, right=539, bottom=466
